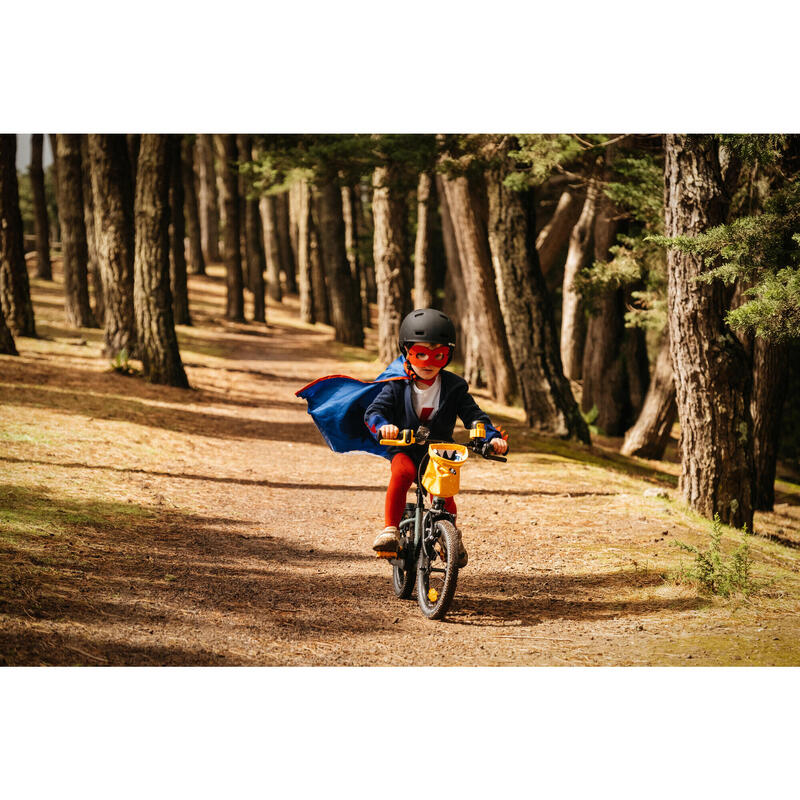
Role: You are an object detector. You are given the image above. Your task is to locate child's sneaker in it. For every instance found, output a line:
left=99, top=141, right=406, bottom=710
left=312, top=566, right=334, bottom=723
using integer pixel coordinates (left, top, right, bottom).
left=373, top=526, right=399, bottom=552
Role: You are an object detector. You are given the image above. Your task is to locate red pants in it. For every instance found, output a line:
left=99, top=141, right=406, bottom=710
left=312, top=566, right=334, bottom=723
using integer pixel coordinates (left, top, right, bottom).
left=385, top=452, right=457, bottom=528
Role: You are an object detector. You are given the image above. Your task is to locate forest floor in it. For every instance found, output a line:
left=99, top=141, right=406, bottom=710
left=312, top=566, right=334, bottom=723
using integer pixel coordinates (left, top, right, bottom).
left=2, top=261, right=800, bottom=666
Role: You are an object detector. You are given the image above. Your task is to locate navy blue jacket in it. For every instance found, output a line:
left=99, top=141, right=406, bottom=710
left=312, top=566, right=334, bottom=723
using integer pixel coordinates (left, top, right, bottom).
left=364, top=370, right=504, bottom=463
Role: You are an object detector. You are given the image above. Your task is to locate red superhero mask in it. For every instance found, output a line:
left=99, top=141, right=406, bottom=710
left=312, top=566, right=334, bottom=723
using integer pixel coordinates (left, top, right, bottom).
left=406, top=343, right=450, bottom=371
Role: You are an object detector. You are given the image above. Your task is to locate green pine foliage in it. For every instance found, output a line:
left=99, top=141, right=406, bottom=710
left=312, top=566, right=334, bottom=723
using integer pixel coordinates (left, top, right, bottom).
left=673, top=514, right=759, bottom=598
left=578, top=147, right=668, bottom=331
left=650, top=177, right=800, bottom=341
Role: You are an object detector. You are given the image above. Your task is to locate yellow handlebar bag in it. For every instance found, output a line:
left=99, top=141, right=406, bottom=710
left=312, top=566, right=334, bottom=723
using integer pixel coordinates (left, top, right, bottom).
left=421, top=444, right=469, bottom=498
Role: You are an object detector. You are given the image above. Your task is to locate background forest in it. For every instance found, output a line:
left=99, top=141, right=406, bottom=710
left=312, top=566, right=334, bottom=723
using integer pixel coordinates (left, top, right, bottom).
left=2, top=133, right=799, bottom=535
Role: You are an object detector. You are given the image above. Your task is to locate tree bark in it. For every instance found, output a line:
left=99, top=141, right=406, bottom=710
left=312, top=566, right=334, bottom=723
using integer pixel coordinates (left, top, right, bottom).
left=168, top=135, right=191, bottom=326
left=439, top=171, right=515, bottom=403
left=621, top=333, right=677, bottom=458
left=581, top=174, right=650, bottom=435
left=196, top=134, right=221, bottom=263
left=372, top=165, right=411, bottom=363
left=665, top=134, right=753, bottom=529
left=560, top=179, right=596, bottom=380
left=275, top=191, right=297, bottom=294
left=236, top=135, right=266, bottom=323
left=260, top=193, right=283, bottom=302
left=30, top=134, right=52, bottom=280
left=213, top=134, right=244, bottom=321
left=55, top=135, right=97, bottom=329
left=80, top=135, right=104, bottom=324
left=133, top=135, right=189, bottom=388
left=413, top=171, right=436, bottom=309
left=537, top=189, right=582, bottom=277
left=88, top=134, right=137, bottom=357
left=295, top=180, right=315, bottom=324
left=315, top=178, right=363, bottom=346
left=751, top=337, right=789, bottom=510
left=486, top=153, right=590, bottom=442
left=0, top=299, right=17, bottom=354
left=181, top=136, right=205, bottom=275
left=0, top=135, right=37, bottom=337
left=341, top=184, right=369, bottom=330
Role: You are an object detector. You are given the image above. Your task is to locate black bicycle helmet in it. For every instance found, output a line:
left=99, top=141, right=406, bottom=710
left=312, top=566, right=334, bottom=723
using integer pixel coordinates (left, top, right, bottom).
left=398, top=308, right=456, bottom=366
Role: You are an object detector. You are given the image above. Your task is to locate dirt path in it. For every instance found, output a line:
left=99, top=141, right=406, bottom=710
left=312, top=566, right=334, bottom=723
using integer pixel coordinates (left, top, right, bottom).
left=2, top=264, right=800, bottom=665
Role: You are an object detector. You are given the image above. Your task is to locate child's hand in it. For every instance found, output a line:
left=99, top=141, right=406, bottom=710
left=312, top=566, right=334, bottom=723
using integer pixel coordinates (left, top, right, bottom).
left=380, top=424, right=399, bottom=440
left=491, top=437, right=508, bottom=455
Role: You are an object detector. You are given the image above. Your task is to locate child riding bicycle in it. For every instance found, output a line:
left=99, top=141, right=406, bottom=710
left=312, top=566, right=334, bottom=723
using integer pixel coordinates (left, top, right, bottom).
left=365, top=309, right=509, bottom=565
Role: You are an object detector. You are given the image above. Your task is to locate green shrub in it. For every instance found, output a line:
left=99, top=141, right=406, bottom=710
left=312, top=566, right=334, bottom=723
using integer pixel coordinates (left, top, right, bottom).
left=673, top=514, right=758, bottom=598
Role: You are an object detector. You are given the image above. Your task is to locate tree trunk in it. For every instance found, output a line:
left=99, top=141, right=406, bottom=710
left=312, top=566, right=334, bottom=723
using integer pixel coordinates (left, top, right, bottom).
left=88, top=134, right=137, bottom=358
left=413, top=171, right=436, bottom=309
left=537, top=189, right=582, bottom=277
left=359, top=182, right=378, bottom=305
left=665, top=134, right=753, bottom=530
left=237, top=135, right=266, bottom=323
left=0, top=300, right=17, bottom=354
left=80, top=135, right=104, bottom=324
left=213, top=134, right=244, bottom=322
left=372, top=165, right=411, bottom=363
left=439, top=171, right=515, bottom=403
left=486, top=153, right=590, bottom=442
left=581, top=176, right=650, bottom=435
left=196, top=134, right=221, bottom=263
left=621, top=333, right=677, bottom=458
left=310, top=223, right=329, bottom=326
left=560, top=179, right=597, bottom=380
left=295, top=180, right=315, bottom=324
left=275, top=191, right=297, bottom=294
left=437, top=174, right=470, bottom=365
left=30, top=134, right=52, bottom=280
left=0, top=135, right=37, bottom=337
left=315, top=178, right=363, bottom=346
left=133, top=135, right=189, bottom=388
left=288, top=182, right=302, bottom=276
left=341, top=184, right=369, bottom=330
left=54, top=135, right=97, bottom=329
left=260, top=193, right=283, bottom=302
left=751, top=337, right=789, bottom=510
left=181, top=136, right=205, bottom=275
left=168, top=135, right=191, bottom=326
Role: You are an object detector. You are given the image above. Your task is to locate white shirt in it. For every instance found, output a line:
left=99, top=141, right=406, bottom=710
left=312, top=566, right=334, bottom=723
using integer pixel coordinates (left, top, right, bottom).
left=411, top=375, right=441, bottom=423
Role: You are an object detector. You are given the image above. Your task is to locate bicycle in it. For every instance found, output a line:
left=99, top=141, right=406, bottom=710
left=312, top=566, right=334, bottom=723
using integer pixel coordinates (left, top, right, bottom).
left=378, top=422, right=507, bottom=620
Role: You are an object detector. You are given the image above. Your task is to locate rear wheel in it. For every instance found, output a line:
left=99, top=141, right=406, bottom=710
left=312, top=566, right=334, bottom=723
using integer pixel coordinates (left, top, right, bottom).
left=392, top=529, right=416, bottom=599
left=416, top=519, right=459, bottom=620
left=392, top=508, right=416, bottom=599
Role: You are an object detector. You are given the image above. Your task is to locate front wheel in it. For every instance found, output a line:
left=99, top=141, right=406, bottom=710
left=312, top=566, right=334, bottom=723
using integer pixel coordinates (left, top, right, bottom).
left=416, top=519, right=459, bottom=620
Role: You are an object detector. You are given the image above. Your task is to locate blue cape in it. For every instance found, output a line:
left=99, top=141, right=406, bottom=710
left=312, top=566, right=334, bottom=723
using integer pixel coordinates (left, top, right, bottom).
left=295, top=356, right=408, bottom=459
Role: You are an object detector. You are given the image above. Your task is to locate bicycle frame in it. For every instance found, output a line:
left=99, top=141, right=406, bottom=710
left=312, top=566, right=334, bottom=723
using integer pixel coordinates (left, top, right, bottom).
left=391, top=460, right=454, bottom=573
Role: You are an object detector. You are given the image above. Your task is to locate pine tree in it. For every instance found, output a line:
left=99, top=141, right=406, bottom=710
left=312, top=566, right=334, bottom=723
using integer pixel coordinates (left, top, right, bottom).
left=133, top=135, right=189, bottom=388
left=0, top=134, right=37, bottom=337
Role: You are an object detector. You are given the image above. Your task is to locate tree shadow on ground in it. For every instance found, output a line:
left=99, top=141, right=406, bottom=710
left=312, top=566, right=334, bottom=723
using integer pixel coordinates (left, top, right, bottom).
left=0, top=457, right=623, bottom=498
left=0, top=483, right=385, bottom=665
left=0, top=378, right=322, bottom=445
left=445, top=567, right=702, bottom=628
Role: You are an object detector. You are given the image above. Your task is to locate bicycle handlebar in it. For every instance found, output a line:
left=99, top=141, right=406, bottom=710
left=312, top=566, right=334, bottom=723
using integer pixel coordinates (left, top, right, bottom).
left=380, top=428, right=507, bottom=462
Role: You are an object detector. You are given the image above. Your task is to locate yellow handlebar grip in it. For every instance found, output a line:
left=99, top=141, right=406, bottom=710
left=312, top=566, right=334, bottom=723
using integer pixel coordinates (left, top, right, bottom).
left=379, top=430, right=415, bottom=446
